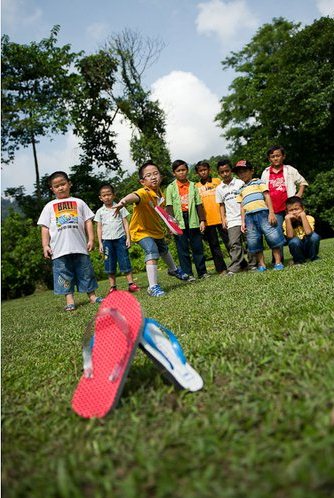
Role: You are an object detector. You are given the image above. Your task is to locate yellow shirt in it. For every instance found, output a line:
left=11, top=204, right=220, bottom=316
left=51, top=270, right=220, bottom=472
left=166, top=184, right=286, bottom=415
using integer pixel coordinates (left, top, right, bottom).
left=283, top=215, right=315, bottom=239
left=195, top=177, right=222, bottom=225
left=129, top=186, right=165, bottom=242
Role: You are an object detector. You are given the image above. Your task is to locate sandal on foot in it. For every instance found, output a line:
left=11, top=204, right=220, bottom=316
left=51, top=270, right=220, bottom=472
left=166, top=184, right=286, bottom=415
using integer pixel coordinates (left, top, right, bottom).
left=64, top=304, right=76, bottom=311
left=139, top=318, right=203, bottom=392
left=72, top=291, right=144, bottom=418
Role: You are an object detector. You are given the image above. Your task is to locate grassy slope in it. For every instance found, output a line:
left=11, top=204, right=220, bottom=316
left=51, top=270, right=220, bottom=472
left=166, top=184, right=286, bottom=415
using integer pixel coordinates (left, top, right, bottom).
left=2, top=239, right=334, bottom=498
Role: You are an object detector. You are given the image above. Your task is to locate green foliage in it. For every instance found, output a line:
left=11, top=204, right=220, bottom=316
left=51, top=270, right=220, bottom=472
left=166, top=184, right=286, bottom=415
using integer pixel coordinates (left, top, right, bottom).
left=304, top=168, right=334, bottom=234
left=216, top=17, right=334, bottom=179
left=1, top=212, right=52, bottom=299
left=2, top=240, right=334, bottom=497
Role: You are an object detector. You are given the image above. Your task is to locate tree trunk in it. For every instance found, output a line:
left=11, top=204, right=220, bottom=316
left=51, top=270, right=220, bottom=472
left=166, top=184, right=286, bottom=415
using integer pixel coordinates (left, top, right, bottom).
left=31, top=133, right=41, bottom=200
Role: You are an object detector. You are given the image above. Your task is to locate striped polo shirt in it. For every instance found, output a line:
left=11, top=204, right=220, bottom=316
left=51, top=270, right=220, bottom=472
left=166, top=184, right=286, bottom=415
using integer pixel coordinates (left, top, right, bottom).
left=236, top=179, right=268, bottom=213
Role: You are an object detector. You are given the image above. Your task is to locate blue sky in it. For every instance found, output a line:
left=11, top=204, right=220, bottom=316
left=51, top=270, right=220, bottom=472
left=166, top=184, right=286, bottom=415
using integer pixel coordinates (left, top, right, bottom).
left=2, top=0, right=333, bottom=194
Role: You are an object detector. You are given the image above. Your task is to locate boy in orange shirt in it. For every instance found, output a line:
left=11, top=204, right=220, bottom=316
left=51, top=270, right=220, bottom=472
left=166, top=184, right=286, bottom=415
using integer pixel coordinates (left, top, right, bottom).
left=195, top=161, right=228, bottom=274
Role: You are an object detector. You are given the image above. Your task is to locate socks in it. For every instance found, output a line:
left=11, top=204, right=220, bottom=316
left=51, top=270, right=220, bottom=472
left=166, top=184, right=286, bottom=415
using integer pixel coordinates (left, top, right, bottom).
left=146, top=264, right=158, bottom=288
left=161, top=251, right=177, bottom=271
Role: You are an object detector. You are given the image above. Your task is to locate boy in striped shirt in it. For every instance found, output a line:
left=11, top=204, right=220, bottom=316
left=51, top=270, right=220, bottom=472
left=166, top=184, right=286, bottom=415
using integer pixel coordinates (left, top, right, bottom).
left=234, top=160, right=285, bottom=272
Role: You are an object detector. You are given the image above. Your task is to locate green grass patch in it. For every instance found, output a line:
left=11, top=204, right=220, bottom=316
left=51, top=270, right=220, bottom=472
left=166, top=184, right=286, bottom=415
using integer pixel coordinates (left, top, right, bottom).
left=2, top=240, right=334, bottom=498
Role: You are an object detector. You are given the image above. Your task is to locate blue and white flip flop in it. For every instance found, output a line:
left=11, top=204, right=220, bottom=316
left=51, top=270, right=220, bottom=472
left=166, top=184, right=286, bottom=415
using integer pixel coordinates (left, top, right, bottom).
left=139, top=318, right=203, bottom=392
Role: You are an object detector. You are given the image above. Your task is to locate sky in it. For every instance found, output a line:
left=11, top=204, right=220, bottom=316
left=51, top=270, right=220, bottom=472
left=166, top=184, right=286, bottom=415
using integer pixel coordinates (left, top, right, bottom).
left=2, top=0, right=334, bottom=194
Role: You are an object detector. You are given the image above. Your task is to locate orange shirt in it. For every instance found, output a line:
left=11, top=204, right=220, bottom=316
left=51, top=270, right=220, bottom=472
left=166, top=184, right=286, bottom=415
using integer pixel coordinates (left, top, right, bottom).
left=195, top=177, right=222, bottom=226
left=177, top=180, right=190, bottom=212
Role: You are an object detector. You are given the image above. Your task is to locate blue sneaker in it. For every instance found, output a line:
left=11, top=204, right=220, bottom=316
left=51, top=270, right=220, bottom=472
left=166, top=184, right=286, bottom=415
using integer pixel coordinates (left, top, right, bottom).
left=147, top=284, right=165, bottom=297
left=257, top=266, right=267, bottom=272
left=273, top=263, right=284, bottom=270
left=167, top=267, right=189, bottom=281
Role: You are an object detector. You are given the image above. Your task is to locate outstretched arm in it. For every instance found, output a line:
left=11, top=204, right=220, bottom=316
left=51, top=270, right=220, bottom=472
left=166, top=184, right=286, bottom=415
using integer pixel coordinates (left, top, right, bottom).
left=112, top=193, right=140, bottom=216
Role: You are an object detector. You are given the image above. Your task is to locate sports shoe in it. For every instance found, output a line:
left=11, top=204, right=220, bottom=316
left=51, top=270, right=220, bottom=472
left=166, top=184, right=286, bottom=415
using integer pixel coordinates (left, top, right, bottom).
left=128, top=283, right=140, bottom=292
left=273, top=263, right=284, bottom=271
left=167, top=267, right=189, bottom=281
left=187, top=275, right=196, bottom=282
left=147, top=284, right=165, bottom=297
left=199, top=273, right=210, bottom=279
left=257, top=266, right=267, bottom=272
left=226, top=271, right=236, bottom=276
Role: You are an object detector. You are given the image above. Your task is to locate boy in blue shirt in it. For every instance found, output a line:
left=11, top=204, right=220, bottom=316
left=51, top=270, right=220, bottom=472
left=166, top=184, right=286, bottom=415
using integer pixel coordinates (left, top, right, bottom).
left=234, top=160, right=285, bottom=272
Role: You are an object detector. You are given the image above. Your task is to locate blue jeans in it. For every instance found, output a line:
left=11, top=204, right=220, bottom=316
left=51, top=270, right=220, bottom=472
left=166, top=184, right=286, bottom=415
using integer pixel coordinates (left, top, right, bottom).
left=103, top=236, right=132, bottom=274
left=52, top=253, right=98, bottom=295
left=138, top=237, right=169, bottom=262
left=287, top=233, right=320, bottom=263
left=246, top=210, right=285, bottom=253
left=174, top=212, right=207, bottom=277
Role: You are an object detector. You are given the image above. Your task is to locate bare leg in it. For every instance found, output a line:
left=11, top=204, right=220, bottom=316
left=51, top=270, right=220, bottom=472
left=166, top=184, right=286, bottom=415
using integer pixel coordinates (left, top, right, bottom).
left=65, top=293, right=75, bottom=306
left=272, top=247, right=282, bottom=265
left=256, top=251, right=265, bottom=267
left=108, top=273, right=116, bottom=287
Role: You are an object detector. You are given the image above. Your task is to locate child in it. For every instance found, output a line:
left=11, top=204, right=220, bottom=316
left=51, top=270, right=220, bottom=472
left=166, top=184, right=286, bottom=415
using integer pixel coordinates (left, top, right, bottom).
left=37, top=171, right=103, bottom=311
left=216, top=159, right=257, bottom=275
left=94, top=184, right=140, bottom=293
left=261, top=145, right=309, bottom=261
left=195, top=161, right=228, bottom=275
left=112, top=161, right=189, bottom=297
left=283, top=196, right=320, bottom=264
left=165, top=159, right=209, bottom=281
left=234, top=160, right=285, bottom=272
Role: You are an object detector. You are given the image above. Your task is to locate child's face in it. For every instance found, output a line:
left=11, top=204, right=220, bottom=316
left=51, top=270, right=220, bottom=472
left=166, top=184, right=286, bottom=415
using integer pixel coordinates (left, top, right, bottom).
left=268, top=149, right=285, bottom=168
left=140, top=165, right=162, bottom=191
left=50, top=176, right=71, bottom=199
left=235, top=168, right=253, bottom=183
left=99, top=188, right=114, bottom=206
left=173, top=164, right=188, bottom=183
left=287, top=202, right=304, bottom=218
left=218, top=165, right=232, bottom=184
left=197, top=165, right=210, bottom=181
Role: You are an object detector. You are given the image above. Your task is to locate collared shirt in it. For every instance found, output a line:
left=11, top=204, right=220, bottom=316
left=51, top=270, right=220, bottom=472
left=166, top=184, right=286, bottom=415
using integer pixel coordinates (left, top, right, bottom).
left=165, top=180, right=203, bottom=229
left=216, top=178, right=244, bottom=229
left=129, top=186, right=165, bottom=242
left=261, top=164, right=308, bottom=197
left=196, top=177, right=222, bottom=226
left=236, top=179, right=268, bottom=213
left=94, top=203, right=129, bottom=240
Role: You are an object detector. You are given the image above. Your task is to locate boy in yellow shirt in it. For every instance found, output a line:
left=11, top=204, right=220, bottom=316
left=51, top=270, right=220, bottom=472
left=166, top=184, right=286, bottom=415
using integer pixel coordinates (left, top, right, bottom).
left=113, top=161, right=188, bottom=296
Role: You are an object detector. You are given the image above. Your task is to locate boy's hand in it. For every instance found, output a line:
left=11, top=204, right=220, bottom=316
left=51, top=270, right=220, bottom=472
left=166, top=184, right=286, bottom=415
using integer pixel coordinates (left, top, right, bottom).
left=285, top=213, right=296, bottom=221
left=268, top=212, right=277, bottom=225
left=241, top=223, right=246, bottom=233
left=87, top=240, right=94, bottom=252
left=126, top=237, right=131, bottom=248
left=99, top=243, right=104, bottom=254
left=111, top=201, right=125, bottom=217
left=43, top=245, right=52, bottom=259
left=221, top=217, right=228, bottom=229
left=199, top=221, right=206, bottom=233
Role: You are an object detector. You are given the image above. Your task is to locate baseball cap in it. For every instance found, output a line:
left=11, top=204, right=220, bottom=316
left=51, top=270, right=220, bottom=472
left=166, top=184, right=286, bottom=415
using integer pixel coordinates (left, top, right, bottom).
left=232, top=160, right=253, bottom=172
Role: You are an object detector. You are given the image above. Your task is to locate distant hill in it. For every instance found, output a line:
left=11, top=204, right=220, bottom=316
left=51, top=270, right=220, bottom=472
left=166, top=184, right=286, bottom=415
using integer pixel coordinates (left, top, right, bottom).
left=1, top=197, right=22, bottom=219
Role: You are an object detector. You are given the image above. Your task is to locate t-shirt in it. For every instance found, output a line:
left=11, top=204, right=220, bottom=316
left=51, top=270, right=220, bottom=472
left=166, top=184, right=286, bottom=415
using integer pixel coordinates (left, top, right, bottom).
left=196, top=177, right=222, bottom=226
left=129, top=186, right=165, bottom=242
left=215, top=178, right=244, bottom=229
left=283, top=215, right=315, bottom=239
left=235, top=179, right=268, bottom=213
left=37, top=197, right=94, bottom=259
left=94, top=203, right=129, bottom=240
left=177, top=180, right=190, bottom=212
left=268, top=167, right=288, bottom=213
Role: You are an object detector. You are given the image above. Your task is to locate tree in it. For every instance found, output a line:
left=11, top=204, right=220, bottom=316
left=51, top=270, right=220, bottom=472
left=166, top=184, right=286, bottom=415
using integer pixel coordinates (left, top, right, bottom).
left=216, top=17, right=334, bottom=178
left=1, top=26, right=81, bottom=198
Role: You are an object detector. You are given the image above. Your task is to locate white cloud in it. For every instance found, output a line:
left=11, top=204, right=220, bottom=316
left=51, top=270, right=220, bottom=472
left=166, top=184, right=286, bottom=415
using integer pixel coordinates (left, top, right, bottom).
left=86, top=22, right=110, bottom=43
left=2, top=0, right=43, bottom=33
left=315, top=0, right=334, bottom=15
left=196, top=0, right=259, bottom=46
left=151, top=70, right=227, bottom=163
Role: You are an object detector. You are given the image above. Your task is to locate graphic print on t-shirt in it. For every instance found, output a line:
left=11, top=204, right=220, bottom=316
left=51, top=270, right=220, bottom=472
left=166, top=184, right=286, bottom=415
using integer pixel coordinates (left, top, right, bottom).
left=53, top=201, right=78, bottom=229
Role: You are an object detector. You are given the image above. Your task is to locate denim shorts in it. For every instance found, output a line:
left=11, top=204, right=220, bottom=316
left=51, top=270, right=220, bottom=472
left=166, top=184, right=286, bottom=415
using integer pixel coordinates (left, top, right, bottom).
left=103, top=236, right=132, bottom=274
left=137, top=236, right=169, bottom=262
left=246, top=210, right=285, bottom=253
left=52, top=253, right=98, bottom=295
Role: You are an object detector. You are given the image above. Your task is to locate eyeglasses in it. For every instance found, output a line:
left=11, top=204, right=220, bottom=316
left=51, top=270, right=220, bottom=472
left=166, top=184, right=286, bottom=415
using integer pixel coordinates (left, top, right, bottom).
left=142, top=171, right=160, bottom=180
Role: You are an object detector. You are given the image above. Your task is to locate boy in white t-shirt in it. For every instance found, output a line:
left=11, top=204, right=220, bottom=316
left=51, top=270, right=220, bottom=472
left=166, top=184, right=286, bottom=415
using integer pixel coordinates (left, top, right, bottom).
left=37, top=171, right=103, bottom=311
left=94, top=184, right=140, bottom=294
left=215, top=159, right=257, bottom=275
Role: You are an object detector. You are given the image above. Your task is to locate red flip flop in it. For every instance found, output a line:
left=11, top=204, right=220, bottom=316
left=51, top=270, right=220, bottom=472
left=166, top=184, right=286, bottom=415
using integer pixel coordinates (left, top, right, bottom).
left=71, top=291, right=143, bottom=418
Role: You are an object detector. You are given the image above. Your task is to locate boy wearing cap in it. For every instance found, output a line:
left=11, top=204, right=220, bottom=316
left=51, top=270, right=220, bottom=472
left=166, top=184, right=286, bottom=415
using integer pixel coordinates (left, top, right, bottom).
left=234, top=160, right=285, bottom=272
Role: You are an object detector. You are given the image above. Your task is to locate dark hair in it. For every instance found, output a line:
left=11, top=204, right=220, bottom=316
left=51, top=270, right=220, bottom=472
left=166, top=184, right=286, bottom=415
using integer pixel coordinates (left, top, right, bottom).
left=48, top=171, right=70, bottom=186
left=195, top=161, right=210, bottom=172
left=99, top=183, right=114, bottom=195
left=138, top=161, right=161, bottom=179
left=172, top=159, right=188, bottom=172
left=267, top=145, right=285, bottom=158
left=217, top=158, right=232, bottom=169
left=286, top=196, right=304, bottom=208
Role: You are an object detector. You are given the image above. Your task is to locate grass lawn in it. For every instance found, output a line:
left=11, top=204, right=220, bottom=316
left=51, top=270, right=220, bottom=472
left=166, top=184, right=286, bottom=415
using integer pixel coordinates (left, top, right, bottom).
left=2, top=239, right=334, bottom=498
